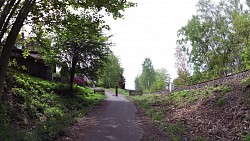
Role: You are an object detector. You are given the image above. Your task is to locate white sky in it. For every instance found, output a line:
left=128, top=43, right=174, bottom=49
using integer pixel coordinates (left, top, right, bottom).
left=104, top=0, right=200, bottom=89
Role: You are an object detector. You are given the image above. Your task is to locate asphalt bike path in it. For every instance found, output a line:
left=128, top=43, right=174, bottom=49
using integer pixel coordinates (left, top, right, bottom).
left=84, top=90, right=143, bottom=141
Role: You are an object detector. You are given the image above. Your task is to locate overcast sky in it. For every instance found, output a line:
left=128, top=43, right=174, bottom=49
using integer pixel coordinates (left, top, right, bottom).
left=104, top=0, right=200, bottom=89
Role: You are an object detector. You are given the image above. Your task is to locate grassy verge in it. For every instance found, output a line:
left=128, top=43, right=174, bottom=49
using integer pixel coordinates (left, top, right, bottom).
left=110, top=88, right=129, bottom=96
left=130, top=94, right=187, bottom=140
left=130, top=85, right=232, bottom=140
left=0, top=70, right=105, bottom=141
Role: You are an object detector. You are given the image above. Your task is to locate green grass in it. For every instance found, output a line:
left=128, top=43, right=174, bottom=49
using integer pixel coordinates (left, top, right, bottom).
left=191, top=136, right=207, bottom=141
left=110, top=88, right=129, bottom=96
left=0, top=69, right=105, bottom=140
left=165, top=123, right=184, bottom=141
left=241, top=77, right=250, bottom=87
left=131, top=94, right=185, bottom=140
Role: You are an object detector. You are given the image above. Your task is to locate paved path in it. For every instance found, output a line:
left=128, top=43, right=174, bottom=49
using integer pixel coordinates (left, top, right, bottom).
left=84, top=90, right=143, bottom=141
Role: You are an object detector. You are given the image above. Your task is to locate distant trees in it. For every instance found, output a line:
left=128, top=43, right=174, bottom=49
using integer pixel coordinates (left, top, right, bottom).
left=140, top=58, right=155, bottom=90
left=175, top=0, right=250, bottom=86
left=135, top=58, right=170, bottom=91
left=152, top=69, right=171, bottom=91
left=174, top=43, right=190, bottom=87
left=98, top=53, right=125, bottom=88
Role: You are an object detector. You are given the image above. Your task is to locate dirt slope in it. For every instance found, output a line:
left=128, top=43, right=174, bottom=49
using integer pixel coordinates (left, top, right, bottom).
left=164, top=83, right=250, bottom=140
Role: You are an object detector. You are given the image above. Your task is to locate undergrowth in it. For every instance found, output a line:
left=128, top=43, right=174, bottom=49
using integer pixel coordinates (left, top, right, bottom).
left=130, top=84, right=233, bottom=140
left=0, top=70, right=105, bottom=140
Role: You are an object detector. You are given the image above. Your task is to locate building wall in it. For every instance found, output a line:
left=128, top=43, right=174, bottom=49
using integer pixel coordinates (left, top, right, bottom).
left=10, top=56, right=52, bottom=81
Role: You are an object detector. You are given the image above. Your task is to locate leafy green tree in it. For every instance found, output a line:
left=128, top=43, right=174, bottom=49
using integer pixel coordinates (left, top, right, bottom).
left=52, top=13, right=111, bottom=93
left=151, top=68, right=170, bottom=91
left=174, top=43, right=190, bottom=86
left=176, top=0, right=246, bottom=84
left=134, top=58, right=155, bottom=91
left=135, top=58, right=171, bottom=91
left=98, top=53, right=125, bottom=88
left=0, top=0, right=135, bottom=100
left=232, top=12, right=250, bottom=69
left=134, top=75, right=142, bottom=90
left=140, top=58, right=155, bottom=91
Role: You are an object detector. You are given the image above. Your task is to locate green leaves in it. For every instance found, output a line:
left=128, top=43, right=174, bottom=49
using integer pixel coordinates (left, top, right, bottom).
left=176, top=0, right=250, bottom=85
left=135, top=58, right=170, bottom=91
left=98, top=53, right=124, bottom=88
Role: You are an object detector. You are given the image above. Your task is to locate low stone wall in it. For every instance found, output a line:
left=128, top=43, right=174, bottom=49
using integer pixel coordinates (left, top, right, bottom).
left=173, top=70, right=250, bottom=92
left=94, top=88, right=105, bottom=94
left=129, top=90, right=143, bottom=96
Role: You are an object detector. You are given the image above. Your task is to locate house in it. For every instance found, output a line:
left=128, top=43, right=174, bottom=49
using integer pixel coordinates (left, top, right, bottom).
left=10, top=48, right=52, bottom=81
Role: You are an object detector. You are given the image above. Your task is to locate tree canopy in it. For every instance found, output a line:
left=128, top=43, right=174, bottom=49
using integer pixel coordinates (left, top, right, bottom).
left=135, top=58, right=170, bottom=91
left=98, top=53, right=125, bottom=88
left=175, top=0, right=250, bottom=86
left=0, top=0, right=135, bottom=99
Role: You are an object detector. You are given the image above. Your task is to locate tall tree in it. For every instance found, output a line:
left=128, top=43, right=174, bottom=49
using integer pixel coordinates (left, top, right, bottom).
left=151, top=68, right=171, bottom=91
left=135, top=58, right=171, bottom=91
left=176, top=0, right=246, bottom=84
left=98, top=53, right=125, bottom=88
left=174, top=42, right=190, bottom=86
left=141, top=58, right=155, bottom=91
left=0, top=0, right=135, bottom=100
left=232, top=12, right=250, bottom=69
left=52, top=13, right=111, bottom=94
left=134, top=58, right=155, bottom=91
left=134, top=75, right=142, bottom=90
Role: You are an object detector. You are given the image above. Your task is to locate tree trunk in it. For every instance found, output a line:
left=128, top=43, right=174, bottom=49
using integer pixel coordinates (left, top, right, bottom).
left=0, top=0, right=16, bottom=31
left=0, top=0, right=21, bottom=41
left=0, top=0, right=34, bottom=102
left=69, top=56, right=77, bottom=95
left=0, top=0, right=6, bottom=10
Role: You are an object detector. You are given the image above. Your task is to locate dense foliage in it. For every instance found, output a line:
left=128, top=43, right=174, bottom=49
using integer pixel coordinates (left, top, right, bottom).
left=0, top=70, right=105, bottom=140
left=98, top=53, right=125, bottom=88
left=135, top=58, right=171, bottom=91
left=175, top=0, right=250, bottom=86
left=47, top=12, right=111, bottom=93
left=0, top=0, right=135, bottom=101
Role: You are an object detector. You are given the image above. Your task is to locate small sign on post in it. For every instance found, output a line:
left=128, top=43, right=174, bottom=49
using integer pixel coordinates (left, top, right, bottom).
left=115, top=82, right=118, bottom=96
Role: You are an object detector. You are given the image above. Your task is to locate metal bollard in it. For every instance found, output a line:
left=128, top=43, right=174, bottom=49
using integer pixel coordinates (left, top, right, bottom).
left=115, top=82, right=118, bottom=96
